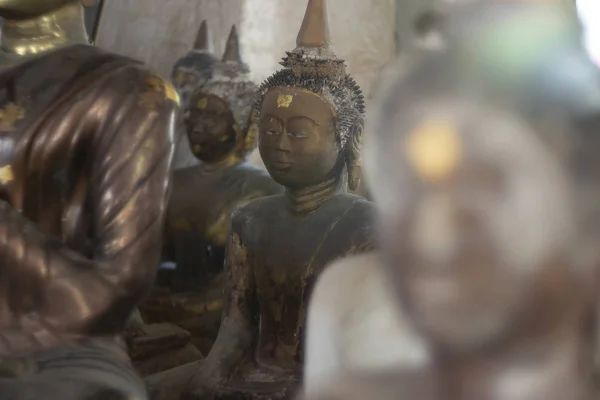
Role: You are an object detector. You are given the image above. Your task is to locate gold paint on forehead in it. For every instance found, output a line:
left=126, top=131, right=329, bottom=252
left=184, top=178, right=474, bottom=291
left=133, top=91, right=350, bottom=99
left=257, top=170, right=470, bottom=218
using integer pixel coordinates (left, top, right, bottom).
left=406, top=118, right=462, bottom=183
left=197, top=97, right=208, bottom=110
left=277, top=94, right=294, bottom=108
left=0, top=165, right=14, bottom=185
left=265, top=87, right=337, bottom=117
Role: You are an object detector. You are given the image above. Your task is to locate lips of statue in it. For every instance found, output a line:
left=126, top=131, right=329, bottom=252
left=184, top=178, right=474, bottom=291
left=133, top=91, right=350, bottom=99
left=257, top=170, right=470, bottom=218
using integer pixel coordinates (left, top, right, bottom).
left=258, top=88, right=340, bottom=189
left=0, top=0, right=75, bottom=19
left=186, top=93, right=238, bottom=163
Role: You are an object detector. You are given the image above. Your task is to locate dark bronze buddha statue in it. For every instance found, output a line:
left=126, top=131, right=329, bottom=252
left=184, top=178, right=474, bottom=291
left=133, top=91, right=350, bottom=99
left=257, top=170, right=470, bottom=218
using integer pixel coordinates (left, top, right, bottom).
left=146, top=1, right=377, bottom=399
left=0, top=1, right=178, bottom=399
left=302, top=2, right=600, bottom=400
left=170, top=20, right=216, bottom=170
left=163, top=24, right=282, bottom=293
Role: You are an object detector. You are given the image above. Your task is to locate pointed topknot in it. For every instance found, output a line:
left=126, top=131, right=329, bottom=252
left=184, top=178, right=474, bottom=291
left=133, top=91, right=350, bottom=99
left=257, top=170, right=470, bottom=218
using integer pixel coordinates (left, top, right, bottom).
left=222, top=25, right=242, bottom=63
left=194, top=20, right=213, bottom=52
left=296, top=0, right=331, bottom=48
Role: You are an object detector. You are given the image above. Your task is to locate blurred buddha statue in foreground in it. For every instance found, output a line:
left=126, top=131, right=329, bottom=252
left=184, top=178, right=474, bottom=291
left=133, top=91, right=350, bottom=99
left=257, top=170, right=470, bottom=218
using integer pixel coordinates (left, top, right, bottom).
left=303, top=1, right=600, bottom=399
left=147, top=0, right=376, bottom=399
left=163, top=25, right=282, bottom=292
left=0, top=0, right=178, bottom=399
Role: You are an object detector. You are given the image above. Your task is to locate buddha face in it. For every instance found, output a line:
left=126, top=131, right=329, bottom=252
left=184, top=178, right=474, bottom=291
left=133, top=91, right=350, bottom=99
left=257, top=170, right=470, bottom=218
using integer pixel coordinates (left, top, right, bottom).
left=0, top=0, right=74, bottom=18
left=259, top=88, right=340, bottom=189
left=186, top=93, right=238, bottom=163
left=373, top=105, right=579, bottom=355
left=173, top=69, right=201, bottom=94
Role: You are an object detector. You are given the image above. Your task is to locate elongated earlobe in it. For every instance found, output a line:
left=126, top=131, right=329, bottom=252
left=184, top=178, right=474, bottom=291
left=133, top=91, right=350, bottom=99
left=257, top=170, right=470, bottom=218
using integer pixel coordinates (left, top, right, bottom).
left=346, top=120, right=364, bottom=191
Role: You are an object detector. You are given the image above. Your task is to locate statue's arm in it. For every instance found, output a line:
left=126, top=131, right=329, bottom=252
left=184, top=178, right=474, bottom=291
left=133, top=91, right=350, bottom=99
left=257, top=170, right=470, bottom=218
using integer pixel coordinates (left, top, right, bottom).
left=0, top=69, right=178, bottom=353
left=194, top=209, right=258, bottom=382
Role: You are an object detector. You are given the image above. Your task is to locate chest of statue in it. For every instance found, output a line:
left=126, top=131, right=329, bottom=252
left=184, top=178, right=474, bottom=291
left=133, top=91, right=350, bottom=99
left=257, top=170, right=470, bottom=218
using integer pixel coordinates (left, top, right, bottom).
left=242, top=195, right=375, bottom=369
left=252, top=199, right=358, bottom=297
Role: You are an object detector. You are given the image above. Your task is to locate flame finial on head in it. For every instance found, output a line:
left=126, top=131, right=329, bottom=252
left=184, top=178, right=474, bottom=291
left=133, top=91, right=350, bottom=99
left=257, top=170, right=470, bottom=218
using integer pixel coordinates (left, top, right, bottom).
left=222, top=25, right=242, bottom=63
left=194, top=20, right=213, bottom=52
left=296, top=0, right=331, bottom=48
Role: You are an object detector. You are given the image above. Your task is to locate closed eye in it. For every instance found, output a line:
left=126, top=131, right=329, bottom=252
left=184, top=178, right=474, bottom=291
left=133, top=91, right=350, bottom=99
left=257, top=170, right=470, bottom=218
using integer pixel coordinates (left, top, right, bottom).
left=288, top=132, right=307, bottom=139
left=265, top=130, right=280, bottom=135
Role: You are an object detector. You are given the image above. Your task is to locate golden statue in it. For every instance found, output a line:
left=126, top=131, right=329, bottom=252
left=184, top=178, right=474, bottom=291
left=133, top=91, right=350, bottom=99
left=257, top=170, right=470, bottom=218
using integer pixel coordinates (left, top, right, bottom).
left=0, top=1, right=178, bottom=399
left=146, top=1, right=376, bottom=399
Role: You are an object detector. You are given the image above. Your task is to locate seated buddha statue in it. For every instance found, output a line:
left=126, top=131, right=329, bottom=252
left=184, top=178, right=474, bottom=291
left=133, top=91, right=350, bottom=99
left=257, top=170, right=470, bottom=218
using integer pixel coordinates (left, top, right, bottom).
left=302, top=2, right=599, bottom=400
left=162, top=24, right=283, bottom=294
left=170, top=20, right=215, bottom=170
left=146, top=0, right=377, bottom=399
left=0, top=0, right=178, bottom=399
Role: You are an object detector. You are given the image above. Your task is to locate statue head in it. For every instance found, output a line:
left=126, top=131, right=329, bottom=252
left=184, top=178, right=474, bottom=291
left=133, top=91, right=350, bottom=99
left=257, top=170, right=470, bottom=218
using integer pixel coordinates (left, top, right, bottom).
left=366, top=0, right=598, bottom=357
left=0, top=0, right=93, bottom=19
left=256, top=0, right=365, bottom=191
left=185, top=25, right=258, bottom=164
left=171, top=20, right=218, bottom=104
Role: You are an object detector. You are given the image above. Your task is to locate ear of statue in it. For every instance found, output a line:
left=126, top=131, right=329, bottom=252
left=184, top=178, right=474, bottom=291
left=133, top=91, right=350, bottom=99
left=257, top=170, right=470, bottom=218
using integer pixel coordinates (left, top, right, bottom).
left=243, top=108, right=260, bottom=153
left=346, top=116, right=364, bottom=192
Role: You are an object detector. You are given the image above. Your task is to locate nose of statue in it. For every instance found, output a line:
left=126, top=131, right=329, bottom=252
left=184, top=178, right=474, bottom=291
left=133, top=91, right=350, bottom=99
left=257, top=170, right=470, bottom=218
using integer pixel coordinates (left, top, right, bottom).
left=275, top=132, right=292, bottom=152
left=411, top=193, right=459, bottom=267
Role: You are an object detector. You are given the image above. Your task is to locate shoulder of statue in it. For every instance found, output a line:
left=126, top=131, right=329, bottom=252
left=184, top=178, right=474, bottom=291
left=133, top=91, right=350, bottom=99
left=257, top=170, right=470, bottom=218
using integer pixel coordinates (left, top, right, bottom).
left=337, top=195, right=377, bottom=227
left=230, top=195, right=281, bottom=229
left=235, top=165, right=284, bottom=195
left=128, top=67, right=181, bottom=107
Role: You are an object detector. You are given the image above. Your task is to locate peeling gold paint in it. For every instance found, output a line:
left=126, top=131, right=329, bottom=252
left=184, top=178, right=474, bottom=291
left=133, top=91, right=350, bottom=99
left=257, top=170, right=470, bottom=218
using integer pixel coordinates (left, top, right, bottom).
left=406, top=119, right=461, bottom=183
left=164, top=82, right=180, bottom=105
left=197, top=97, right=208, bottom=110
left=144, top=75, right=180, bottom=106
left=277, top=94, right=294, bottom=108
left=206, top=211, right=229, bottom=246
left=0, top=165, right=14, bottom=184
left=182, top=299, right=223, bottom=315
left=0, top=103, right=25, bottom=131
left=171, top=218, right=192, bottom=231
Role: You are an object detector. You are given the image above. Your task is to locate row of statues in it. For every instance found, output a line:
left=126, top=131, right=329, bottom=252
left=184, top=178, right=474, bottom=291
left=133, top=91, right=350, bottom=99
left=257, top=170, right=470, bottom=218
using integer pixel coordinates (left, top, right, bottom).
left=0, top=0, right=596, bottom=399
left=147, top=0, right=376, bottom=398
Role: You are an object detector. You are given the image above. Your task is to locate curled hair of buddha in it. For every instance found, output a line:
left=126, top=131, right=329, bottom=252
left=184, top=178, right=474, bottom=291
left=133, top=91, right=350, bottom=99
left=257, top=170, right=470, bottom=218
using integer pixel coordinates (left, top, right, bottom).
left=255, top=0, right=365, bottom=148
